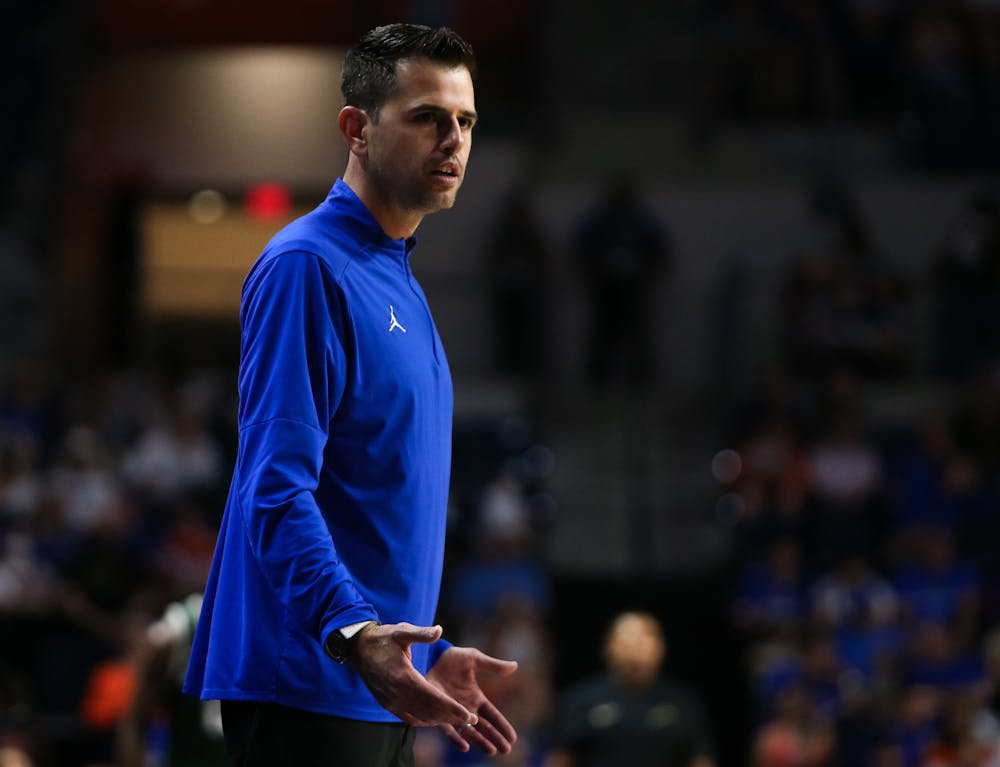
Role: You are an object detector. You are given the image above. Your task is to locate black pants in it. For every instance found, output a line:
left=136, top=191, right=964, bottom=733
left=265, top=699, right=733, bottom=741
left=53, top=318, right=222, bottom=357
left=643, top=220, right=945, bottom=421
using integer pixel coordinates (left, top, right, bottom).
left=221, top=700, right=415, bottom=767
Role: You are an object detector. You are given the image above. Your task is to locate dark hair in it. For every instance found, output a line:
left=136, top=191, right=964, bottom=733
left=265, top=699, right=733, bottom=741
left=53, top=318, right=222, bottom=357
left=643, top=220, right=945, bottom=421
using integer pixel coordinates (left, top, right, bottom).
left=342, top=24, right=476, bottom=121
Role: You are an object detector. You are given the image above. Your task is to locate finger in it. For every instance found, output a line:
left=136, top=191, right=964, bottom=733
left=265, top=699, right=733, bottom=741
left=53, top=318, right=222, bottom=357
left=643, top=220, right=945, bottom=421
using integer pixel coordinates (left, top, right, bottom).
left=446, top=721, right=498, bottom=756
left=400, top=671, right=476, bottom=726
left=391, top=623, right=444, bottom=646
left=465, top=716, right=508, bottom=755
left=438, top=723, right=472, bottom=753
left=470, top=650, right=519, bottom=676
left=460, top=722, right=502, bottom=756
left=478, top=699, right=518, bottom=744
left=467, top=707, right=515, bottom=754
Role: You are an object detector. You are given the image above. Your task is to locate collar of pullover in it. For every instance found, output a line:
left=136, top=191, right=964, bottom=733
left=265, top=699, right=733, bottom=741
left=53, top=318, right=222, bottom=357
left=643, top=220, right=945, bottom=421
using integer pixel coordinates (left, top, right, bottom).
left=325, top=178, right=417, bottom=263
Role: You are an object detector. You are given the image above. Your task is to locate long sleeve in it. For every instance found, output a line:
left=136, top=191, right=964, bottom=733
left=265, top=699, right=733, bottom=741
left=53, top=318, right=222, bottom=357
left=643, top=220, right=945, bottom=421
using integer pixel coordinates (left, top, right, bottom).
left=234, top=250, right=378, bottom=642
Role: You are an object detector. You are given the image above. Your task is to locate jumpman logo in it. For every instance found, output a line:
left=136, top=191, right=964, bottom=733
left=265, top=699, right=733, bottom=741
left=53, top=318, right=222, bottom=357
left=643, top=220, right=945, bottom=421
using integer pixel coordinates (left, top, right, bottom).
left=388, top=305, right=407, bottom=333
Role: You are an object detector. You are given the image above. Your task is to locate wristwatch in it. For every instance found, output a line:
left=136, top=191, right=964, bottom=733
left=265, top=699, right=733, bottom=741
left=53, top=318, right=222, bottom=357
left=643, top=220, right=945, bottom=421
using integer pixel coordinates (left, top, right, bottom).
left=325, top=620, right=374, bottom=664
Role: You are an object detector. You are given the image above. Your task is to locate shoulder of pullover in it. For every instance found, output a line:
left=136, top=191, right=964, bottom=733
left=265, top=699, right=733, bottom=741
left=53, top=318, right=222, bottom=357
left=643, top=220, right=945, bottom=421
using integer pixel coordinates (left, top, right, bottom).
left=257, top=204, right=361, bottom=279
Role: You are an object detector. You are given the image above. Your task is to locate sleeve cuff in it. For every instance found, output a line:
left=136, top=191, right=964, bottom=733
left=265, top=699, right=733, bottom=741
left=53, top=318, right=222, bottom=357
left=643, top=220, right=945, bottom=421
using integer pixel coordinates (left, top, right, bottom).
left=320, top=608, right=379, bottom=653
left=427, top=637, right=453, bottom=670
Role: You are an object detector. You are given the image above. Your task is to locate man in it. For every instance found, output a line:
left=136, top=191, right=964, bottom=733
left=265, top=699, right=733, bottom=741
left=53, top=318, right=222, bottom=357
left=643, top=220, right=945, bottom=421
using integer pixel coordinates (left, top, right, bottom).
left=573, top=175, right=670, bottom=385
left=548, top=612, right=715, bottom=767
left=183, top=24, right=517, bottom=767
left=119, top=594, right=228, bottom=767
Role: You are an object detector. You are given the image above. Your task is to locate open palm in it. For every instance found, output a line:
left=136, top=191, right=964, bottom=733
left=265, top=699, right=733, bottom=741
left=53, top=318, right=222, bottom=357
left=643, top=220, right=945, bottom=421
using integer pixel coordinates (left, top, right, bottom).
left=427, top=646, right=518, bottom=755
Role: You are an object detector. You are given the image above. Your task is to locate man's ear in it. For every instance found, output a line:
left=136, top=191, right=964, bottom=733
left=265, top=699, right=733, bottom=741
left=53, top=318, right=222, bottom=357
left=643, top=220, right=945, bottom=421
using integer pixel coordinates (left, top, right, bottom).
left=339, top=106, right=370, bottom=156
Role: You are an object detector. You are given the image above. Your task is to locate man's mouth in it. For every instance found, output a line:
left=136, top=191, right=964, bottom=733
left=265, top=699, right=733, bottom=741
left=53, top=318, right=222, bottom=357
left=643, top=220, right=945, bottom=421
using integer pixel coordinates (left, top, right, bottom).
left=431, top=164, right=460, bottom=179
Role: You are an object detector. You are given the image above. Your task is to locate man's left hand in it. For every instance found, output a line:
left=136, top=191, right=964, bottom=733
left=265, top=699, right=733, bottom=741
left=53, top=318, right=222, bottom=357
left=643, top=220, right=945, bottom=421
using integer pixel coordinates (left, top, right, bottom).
left=427, top=646, right=518, bottom=755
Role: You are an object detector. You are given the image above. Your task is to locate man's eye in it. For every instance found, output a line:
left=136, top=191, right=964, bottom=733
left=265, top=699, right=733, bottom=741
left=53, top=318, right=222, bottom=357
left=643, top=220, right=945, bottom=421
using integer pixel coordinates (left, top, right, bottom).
left=414, top=113, right=436, bottom=123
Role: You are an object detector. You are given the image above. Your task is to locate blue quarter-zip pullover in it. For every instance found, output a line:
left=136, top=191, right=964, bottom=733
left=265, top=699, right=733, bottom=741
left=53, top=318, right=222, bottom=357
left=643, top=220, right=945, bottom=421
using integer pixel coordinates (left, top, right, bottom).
left=184, top=179, right=453, bottom=722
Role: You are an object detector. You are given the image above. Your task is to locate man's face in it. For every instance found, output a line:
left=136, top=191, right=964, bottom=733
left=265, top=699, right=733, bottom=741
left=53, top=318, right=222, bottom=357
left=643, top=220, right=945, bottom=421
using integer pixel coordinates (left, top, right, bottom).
left=365, top=58, right=476, bottom=217
left=605, top=613, right=665, bottom=689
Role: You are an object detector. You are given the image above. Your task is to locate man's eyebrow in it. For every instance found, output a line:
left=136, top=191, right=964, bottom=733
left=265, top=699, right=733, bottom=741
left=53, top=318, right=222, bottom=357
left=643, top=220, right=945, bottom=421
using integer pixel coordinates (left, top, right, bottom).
left=408, top=103, right=478, bottom=121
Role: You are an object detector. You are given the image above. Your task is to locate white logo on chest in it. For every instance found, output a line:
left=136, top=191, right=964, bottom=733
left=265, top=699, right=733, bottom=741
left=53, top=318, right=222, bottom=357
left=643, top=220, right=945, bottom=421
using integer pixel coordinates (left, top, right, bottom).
left=388, top=305, right=407, bottom=333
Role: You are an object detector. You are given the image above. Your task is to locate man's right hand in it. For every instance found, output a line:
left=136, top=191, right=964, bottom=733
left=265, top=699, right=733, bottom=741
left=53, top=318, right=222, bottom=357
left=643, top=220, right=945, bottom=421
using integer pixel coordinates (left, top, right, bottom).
left=348, top=622, right=478, bottom=728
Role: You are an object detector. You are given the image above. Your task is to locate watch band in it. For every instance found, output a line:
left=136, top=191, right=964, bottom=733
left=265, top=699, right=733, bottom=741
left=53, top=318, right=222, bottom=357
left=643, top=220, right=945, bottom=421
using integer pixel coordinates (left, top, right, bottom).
left=325, top=620, right=375, bottom=664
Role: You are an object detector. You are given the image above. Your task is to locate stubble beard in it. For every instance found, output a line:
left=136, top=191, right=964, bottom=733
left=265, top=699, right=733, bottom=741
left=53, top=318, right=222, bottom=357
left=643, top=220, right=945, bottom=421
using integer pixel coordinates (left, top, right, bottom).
left=368, top=156, right=459, bottom=218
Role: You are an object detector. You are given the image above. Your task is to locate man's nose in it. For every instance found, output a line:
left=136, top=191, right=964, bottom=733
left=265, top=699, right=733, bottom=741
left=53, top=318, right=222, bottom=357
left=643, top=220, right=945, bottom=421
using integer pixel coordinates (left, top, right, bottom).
left=439, top=117, right=463, bottom=151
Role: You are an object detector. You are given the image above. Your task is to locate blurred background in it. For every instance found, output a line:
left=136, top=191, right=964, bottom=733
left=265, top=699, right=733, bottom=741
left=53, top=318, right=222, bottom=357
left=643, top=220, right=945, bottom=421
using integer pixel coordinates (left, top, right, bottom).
left=2, top=1, right=1000, bottom=765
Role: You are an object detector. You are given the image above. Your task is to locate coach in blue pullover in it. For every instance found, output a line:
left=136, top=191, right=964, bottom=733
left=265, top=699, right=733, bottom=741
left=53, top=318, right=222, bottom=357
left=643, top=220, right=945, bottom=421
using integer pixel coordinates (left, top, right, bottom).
left=184, top=24, right=517, bottom=766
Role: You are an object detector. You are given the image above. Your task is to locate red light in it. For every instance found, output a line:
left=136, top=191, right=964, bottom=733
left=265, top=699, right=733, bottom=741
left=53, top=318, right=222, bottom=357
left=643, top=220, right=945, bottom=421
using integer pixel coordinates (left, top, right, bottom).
left=245, top=183, right=292, bottom=221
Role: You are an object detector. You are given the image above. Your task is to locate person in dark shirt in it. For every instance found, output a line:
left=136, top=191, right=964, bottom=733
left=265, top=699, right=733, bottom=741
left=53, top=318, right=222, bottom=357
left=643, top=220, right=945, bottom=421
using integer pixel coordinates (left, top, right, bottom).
left=549, top=612, right=715, bottom=767
left=573, top=176, right=670, bottom=385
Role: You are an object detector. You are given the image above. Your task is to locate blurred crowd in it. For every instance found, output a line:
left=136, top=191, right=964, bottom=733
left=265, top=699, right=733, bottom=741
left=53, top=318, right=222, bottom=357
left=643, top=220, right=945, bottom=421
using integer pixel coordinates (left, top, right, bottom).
left=2, top=2, right=1000, bottom=764
left=2, top=177, right=1000, bottom=766
left=0, top=359, right=560, bottom=767
left=725, top=364, right=1000, bottom=767
left=720, top=186, right=1000, bottom=765
left=698, top=0, right=1000, bottom=169
left=0, top=365, right=233, bottom=765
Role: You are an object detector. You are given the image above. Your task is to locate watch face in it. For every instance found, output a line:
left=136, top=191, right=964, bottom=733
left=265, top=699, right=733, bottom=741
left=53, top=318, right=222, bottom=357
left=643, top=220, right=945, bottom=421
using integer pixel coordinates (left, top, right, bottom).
left=326, top=631, right=349, bottom=663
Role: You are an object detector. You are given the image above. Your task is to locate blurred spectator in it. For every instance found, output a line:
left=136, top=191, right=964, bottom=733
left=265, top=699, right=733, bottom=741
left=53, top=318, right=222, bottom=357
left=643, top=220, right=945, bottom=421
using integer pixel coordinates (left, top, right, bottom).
left=893, top=527, right=980, bottom=651
left=117, top=593, right=227, bottom=767
left=805, top=402, right=888, bottom=572
left=729, top=418, right=813, bottom=566
left=0, top=437, right=44, bottom=523
left=121, top=388, right=221, bottom=507
left=783, top=185, right=911, bottom=380
left=485, top=187, right=550, bottom=381
left=884, top=685, right=944, bottom=767
left=733, top=537, right=808, bottom=644
left=0, top=362, right=52, bottom=458
left=830, top=0, right=906, bottom=120
left=897, top=0, right=980, bottom=169
left=47, top=425, right=125, bottom=536
left=798, top=631, right=848, bottom=724
left=0, top=746, right=33, bottom=767
left=884, top=411, right=980, bottom=546
left=751, top=667, right=836, bottom=767
left=572, top=175, right=670, bottom=386
left=811, top=553, right=903, bottom=697
left=811, top=553, right=899, bottom=634
left=33, top=590, right=147, bottom=766
left=698, top=0, right=777, bottom=134
left=901, top=622, right=986, bottom=693
left=479, top=466, right=535, bottom=551
left=447, top=466, right=551, bottom=622
left=152, top=498, right=218, bottom=597
left=483, top=597, right=554, bottom=731
left=55, top=503, right=153, bottom=620
left=727, top=368, right=816, bottom=447
left=750, top=630, right=848, bottom=728
left=548, top=611, right=715, bottom=767
left=0, top=528, right=53, bottom=612
left=968, top=1, right=1000, bottom=169
left=987, top=627, right=1000, bottom=703
left=952, top=368, right=1000, bottom=481
left=928, top=192, right=1000, bottom=379
left=920, top=692, right=1000, bottom=767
